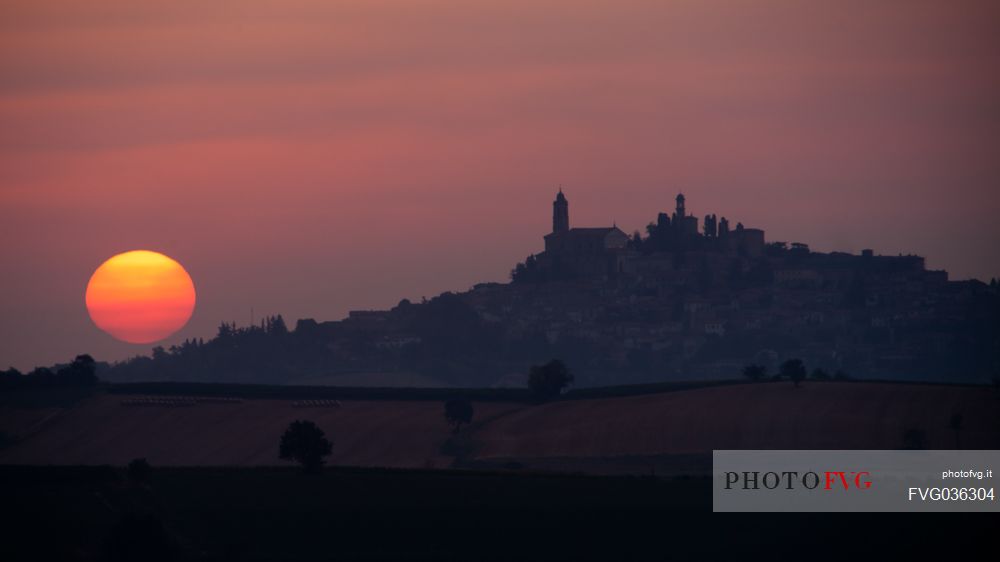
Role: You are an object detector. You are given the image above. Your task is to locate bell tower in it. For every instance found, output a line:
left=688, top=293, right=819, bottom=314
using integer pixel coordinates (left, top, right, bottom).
left=553, top=189, right=569, bottom=233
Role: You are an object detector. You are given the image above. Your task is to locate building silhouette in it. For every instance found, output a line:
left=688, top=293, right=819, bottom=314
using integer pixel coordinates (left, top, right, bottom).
left=532, top=189, right=765, bottom=280
left=539, top=190, right=629, bottom=278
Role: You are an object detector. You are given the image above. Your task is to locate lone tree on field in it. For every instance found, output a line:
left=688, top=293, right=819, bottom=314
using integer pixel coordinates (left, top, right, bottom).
left=742, top=364, right=767, bottom=382
left=780, top=359, right=807, bottom=388
left=444, top=398, right=474, bottom=433
left=528, top=359, right=574, bottom=401
left=279, top=420, right=332, bottom=473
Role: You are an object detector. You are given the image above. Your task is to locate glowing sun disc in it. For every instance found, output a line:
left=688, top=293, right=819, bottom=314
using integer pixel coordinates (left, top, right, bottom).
left=85, top=250, right=196, bottom=344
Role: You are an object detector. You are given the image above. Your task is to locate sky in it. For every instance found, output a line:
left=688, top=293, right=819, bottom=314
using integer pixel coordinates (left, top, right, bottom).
left=2, top=0, right=999, bottom=370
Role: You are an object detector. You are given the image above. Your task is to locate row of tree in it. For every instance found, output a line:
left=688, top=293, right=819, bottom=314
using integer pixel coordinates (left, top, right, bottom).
left=0, top=354, right=98, bottom=390
left=741, top=359, right=850, bottom=387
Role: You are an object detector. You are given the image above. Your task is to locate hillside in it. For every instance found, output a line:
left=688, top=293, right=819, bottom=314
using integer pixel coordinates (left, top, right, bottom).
left=1, top=381, right=997, bottom=474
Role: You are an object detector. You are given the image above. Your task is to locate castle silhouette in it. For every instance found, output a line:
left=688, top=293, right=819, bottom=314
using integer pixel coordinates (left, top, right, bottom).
left=532, top=190, right=765, bottom=279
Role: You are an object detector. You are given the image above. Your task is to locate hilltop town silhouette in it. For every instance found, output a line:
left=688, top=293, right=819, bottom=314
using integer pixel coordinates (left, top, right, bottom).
left=94, top=191, right=998, bottom=387
left=519, top=190, right=768, bottom=281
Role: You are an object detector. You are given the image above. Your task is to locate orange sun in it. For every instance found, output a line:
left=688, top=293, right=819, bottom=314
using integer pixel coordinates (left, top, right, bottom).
left=85, top=250, right=196, bottom=344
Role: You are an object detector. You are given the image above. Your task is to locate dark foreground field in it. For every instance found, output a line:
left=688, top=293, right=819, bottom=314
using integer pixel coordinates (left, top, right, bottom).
left=3, top=464, right=992, bottom=561
left=2, top=381, right=997, bottom=472
left=2, top=381, right=997, bottom=560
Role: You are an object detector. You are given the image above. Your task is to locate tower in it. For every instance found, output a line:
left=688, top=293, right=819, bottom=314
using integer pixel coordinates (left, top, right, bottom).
left=675, top=193, right=686, bottom=219
left=552, top=189, right=569, bottom=234
left=704, top=214, right=717, bottom=237
left=657, top=212, right=670, bottom=229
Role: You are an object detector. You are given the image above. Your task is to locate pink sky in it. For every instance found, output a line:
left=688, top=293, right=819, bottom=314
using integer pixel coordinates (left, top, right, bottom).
left=2, top=0, right=999, bottom=370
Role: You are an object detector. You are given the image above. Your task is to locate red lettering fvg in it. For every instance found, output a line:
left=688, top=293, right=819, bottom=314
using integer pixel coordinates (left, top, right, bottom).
left=823, top=471, right=872, bottom=490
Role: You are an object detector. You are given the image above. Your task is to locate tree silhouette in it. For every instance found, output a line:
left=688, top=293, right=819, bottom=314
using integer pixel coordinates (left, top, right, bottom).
left=528, top=360, right=574, bottom=401
left=1, top=354, right=99, bottom=389
left=0, top=367, right=23, bottom=389
left=52, top=354, right=99, bottom=386
left=742, top=364, right=767, bottom=382
left=444, top=398, right=474, bottom=433
left=271, top=314, right=284, bottom=333
left=279, top=420, right=332, bottom=473
left=780, top=359, right=807, bottom=388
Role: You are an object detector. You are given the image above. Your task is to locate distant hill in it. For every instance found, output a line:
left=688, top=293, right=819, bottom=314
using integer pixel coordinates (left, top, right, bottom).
left=89, top=193, right=1000, bottom=387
